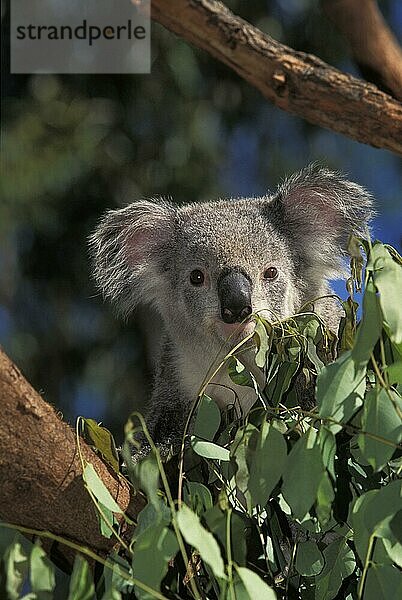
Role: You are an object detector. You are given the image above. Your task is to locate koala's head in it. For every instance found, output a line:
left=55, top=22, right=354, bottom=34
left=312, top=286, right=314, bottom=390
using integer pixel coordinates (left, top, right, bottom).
left=90, top=164, right=374, bottom=345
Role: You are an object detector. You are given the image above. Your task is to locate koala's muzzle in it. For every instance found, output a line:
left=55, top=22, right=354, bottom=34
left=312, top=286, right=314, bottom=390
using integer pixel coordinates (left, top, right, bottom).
left=218, top=269, right=253, bottom=324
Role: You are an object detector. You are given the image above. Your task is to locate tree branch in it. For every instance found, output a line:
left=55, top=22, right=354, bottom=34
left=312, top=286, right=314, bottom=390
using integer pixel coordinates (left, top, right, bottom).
left=322, top=0, right=402, bottom=101
left=0, top=348, right=145, bottom=567
left=151, top=0, right=402, bottom=156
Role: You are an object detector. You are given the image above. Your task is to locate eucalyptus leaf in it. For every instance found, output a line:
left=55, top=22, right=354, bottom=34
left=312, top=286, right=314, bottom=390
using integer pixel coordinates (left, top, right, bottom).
left=265, top=361, right=299, bottom=407
left=295, top=540, right=324, bottom=577
left=282, top=428, right=325, bottom=520
left=3, top=536, right=29, bottom=600
left=254, top=319, right=271, bottom=368
left=317, top=350, right=366, bottom=433
left=248, top=421, right=287, bottom=506
left=177, top=504, right=226, bottom=580
left=358, top=388, right=402, bottom=471
left=351, top=481, right=402, bottom=564
left=29, top=544, right=56, bottom=599
left=132, top=524, right=178, bottom=599
left=228, top=356, right=254, bottom=387
left=82, top=418, right=119, bottom=472
left=364, top=564, right=402, bottom=600
left=369, top=244, right=402, bottom=345
left=103, top=553, right=133, bottom=597
left=204, top=505, right=247, bottom=566
left=184, top=481, right=213, bottom=514
left=193, top=394, right=221, bottom=441
left=191, top=437, right=230, bottom=461
left=132, top=453, right=161, bottom=508
left=351, top=279, right=382, bottom=368
left=386, top=361, right=402, bottom=384
left=316, top=471, right=335, bottom=525
left=315, top=538, right=355, bottom=600
left=235, top=566, right=276, bottom=599
left=82, top=462, right=123, bottom=513
left=67, top=555, right=94, bottom=600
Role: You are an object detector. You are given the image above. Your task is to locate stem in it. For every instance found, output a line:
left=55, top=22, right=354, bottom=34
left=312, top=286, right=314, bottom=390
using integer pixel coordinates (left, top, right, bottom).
left=358, top=534, right=376, bottom=599
left=226, top=508, right=236, bottom=600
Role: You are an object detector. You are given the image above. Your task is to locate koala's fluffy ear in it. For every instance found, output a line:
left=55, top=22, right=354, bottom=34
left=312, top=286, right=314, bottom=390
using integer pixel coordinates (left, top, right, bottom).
left=269, top=163, right=375, bottom=277
left=89, top=200, right=175, bottom=317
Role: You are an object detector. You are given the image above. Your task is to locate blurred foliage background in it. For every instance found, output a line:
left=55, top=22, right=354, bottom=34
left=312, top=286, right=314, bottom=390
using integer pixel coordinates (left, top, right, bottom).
left=1, top=0, right=401, bottom=443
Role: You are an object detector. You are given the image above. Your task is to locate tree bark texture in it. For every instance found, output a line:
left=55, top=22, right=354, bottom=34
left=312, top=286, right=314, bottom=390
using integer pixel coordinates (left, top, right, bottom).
left=152, top=0, right=402, bottom=156
left=322, top=0, right=402, bottom=101
left=0, top=348, right=144, bottom=562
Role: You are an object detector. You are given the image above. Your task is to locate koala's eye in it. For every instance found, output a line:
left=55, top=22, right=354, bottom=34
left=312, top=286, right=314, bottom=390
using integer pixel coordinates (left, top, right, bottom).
left=263, top=267, right=278, bottom=280
left=190, top=269, right=205, bottom=286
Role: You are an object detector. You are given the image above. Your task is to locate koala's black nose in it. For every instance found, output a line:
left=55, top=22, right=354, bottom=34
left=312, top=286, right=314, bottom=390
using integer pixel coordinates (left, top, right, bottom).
left=218, top=269, right=253, bottom=324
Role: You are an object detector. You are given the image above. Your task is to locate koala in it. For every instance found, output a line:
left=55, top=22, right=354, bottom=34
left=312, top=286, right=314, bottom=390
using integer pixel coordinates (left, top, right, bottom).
left=90, top=164, right=374, bottom=457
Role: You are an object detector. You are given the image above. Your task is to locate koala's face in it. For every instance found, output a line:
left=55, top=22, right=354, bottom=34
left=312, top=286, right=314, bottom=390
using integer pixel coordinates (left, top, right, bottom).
left=91, top=164, right=374, bottom=347
left=167, top=200, right=299, bottom=344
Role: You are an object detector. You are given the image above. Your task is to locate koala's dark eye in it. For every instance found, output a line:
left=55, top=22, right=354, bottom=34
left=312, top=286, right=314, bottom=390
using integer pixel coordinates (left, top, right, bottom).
left=263, top=267, right=278, bottom=280
left=190, top=269, right=205, bottom=286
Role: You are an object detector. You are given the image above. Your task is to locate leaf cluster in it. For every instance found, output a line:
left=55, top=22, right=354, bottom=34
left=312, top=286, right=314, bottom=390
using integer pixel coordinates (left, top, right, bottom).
left=1, top=239, right=401, bottom=599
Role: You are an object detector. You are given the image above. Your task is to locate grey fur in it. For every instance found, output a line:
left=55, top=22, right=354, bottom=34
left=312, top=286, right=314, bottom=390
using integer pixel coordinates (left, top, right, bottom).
left=89, top=163, right=374, bottom=455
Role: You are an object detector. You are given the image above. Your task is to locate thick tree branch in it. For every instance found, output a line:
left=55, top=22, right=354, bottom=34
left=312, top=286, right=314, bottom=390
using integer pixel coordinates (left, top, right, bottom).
left=322, top=0, right=402, bottom=101
left=151, top=0, right=402, bottom=156
left=0, top=348, right=145, bottom=566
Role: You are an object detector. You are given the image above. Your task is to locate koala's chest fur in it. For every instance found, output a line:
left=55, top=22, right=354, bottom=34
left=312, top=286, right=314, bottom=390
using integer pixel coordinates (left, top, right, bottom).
left=175, top=338, right=263, bottom=417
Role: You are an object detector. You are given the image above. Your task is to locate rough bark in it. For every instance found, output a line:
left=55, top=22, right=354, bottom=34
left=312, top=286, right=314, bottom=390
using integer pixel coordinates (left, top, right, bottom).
left=151, top=0, right=402, bottom=156
left=322, top=0, right=402, bottom=101
left=0, top=348, right=145, bottom=565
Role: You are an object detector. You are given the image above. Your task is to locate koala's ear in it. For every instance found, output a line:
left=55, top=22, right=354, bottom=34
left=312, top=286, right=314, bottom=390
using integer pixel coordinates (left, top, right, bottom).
left=268, top=163, right=375, bottom=277
left=89, top=199, right=175, bottom=317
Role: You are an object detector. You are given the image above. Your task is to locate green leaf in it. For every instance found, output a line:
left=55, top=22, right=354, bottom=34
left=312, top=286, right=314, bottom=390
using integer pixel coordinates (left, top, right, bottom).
left=67, top=555, right=95, bottom=600
left=204, top=505, right=247, bottom=566
left=177, top=504, right=226, bottom=580
left=29, top=544, right=56, bottom=599
left=190, top=437, right=230, bottom=461
left=383, top=531, right=402, bottom=568
left=351, top=279, right=383, bottom=368
left=364, top=564, right=402, bottom=599
left=81, top=418, right=119, bottom=472
left=184, top=481, right=213, bottom=515
left=386, top=362, right=402, bottom=384
left=248, top=421, right=287, bottom=506
left=3, top=536, right=29, bottom=600
left=369, top=243, right=402, bottom=345
left=227, top=356, right=254, bottom=387
left=132, top=524, right=179, bottom=599
left=254, top=319, right=271, bottom=368
left=281, top=428, right=324, bottom=520
left=82, top=462, right=123, bottom=513
left=317, top=350, right=366, bottom=433
left=193, top=394, right=221, bottom=441
left=351, top=481, right=402, bottom=564
left=98, top=505, right=117, bottom=539
left=132, top=453, right=161, bottom=508
left=358, top=388, right=402, bottom=471
left=316, top=471, right=335, bottom=525
left=134, top=499, right=171, bottom=539
left=230, top=424, right=257, bottom=512
left=265, top=361, right=299, bottom=407
left=102, top=553, right=132, bottom=597
left=315, top=538, right=356, bottom=600
left=338, top=297, right=358, bottom=352
left=295, top=540, right=324, bottom=576
left=235, top=566, right=276, bottom=599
